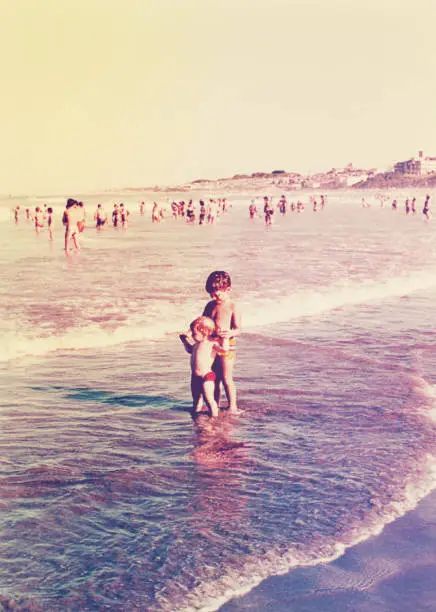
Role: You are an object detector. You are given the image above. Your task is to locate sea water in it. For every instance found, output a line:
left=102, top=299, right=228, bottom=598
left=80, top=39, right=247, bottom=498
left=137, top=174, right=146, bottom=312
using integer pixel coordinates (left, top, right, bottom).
left=1, top=190, right=436, bottom=611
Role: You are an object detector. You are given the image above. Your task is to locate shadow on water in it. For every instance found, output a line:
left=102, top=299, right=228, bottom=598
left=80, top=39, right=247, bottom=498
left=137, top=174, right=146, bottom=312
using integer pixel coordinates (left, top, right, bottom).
left=30, top=385, right=192, bottom=412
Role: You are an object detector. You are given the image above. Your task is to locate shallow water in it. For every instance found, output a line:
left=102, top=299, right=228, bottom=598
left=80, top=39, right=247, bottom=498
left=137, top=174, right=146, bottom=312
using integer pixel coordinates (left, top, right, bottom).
left=1, top=190, right=436, bottom=610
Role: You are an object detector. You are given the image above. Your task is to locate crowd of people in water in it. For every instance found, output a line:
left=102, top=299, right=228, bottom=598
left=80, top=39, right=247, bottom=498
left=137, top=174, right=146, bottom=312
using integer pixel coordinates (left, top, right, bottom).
left=249, top=193, right=328, bottom=226
left=10, top=191, right=432, bottom=251
left=360, top=193, right=432, bottom=220
left=10, top=197, right=235, bottom=251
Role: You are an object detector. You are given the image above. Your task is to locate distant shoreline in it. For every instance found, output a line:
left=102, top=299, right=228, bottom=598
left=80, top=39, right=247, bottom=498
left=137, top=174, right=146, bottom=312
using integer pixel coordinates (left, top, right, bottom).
left=2, top=172, right=436, bottom=202
left=120, top=172, right=436, bottom=194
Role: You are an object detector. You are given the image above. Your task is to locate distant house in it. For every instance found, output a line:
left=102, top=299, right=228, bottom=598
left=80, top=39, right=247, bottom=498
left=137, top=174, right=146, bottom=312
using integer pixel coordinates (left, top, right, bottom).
left=394, top=151, right=436, bottom=175
left=333, top=163, right=372, bottom=186
left=338, top=174, right=368, bottom=187
left=420, top=153, right=436, bottom=174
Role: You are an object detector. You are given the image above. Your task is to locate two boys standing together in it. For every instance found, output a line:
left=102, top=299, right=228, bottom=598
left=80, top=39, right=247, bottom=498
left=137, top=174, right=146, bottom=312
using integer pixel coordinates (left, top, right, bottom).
left=180, top=271, right=241, bottom=418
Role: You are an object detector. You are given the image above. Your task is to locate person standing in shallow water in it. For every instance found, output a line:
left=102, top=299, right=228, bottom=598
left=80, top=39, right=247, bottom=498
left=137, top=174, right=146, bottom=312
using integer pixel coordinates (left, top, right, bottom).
left=120, top=203, right=130, bottom=228
left=423, top=194, right=431, bottom=221
left=94, top=204, right=107, bottom=229
left=202, top=271, right=241, bottom=413
left=112, top=204, right=120, bottom=228
left=34, top=206, right=45, bottom=234
left=411, top=197, right=416, bottom=214
left=47, top=207, right=54, bottom=241
left=13, top=205, right=20, bottom=224
left=63, top=199, right=83, bottom=251
left=180, top=316, right=221, bottom=418
left=199, top=200, right=206, bottom=225
left=180, top=271, right=241, bottom=414
left=249, top=200, right=258, bottom=219
left=152, top=202, right=160, bottom=223
left=278, top=195, right=287, bottom=215
left=263, top=196, right=274, bottom=226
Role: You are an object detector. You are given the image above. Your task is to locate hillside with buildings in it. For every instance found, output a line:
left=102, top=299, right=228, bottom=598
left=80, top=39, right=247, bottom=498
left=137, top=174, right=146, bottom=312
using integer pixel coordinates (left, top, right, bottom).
left=183, top=164, right=375, bottom=193
left=353, top=151, right=436, bottom=189
left=182, top=151, right=436, bottom=193
left=121, top=151, right=436, bottom=194
left=353, top=172, right=436, bottom=189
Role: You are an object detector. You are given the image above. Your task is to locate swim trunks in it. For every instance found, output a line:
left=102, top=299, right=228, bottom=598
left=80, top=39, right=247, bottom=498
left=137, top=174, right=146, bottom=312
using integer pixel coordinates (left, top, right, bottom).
left=191, top=371, right=216, bottom=399
left=216, top=337, right=236, bottom=361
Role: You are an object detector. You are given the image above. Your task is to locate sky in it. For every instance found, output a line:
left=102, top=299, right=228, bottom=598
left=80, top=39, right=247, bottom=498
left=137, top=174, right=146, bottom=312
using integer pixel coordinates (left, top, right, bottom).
left=0, top=0, right=435, bottom=194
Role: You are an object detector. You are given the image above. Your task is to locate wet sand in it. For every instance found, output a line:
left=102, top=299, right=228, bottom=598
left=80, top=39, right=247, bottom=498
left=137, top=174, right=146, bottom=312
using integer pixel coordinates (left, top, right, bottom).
left=219, top=489, right=436, bottom=612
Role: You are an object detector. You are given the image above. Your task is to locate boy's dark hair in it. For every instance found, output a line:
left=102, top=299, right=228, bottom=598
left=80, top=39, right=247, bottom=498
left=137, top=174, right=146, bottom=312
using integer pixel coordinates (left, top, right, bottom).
left=47, top=207, right=53, bottom=213
left=205, top=271, right=231, bottom=294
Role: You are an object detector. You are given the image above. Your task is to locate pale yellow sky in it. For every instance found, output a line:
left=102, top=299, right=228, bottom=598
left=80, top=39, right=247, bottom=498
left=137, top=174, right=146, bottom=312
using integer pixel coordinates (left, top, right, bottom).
left=0, top=0, right=435, bottom=194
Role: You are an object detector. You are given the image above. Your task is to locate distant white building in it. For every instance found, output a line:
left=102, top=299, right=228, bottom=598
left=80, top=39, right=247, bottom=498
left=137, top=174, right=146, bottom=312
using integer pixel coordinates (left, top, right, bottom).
left=420, top=151, right=436, bottom=174
left=394, top=151, right=436, bottom=175
left=340, top=174, right=369, bottom=186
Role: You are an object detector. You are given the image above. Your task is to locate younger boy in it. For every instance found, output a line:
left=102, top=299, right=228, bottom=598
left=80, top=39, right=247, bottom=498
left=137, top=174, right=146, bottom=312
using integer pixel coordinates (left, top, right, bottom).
left=180, top=316, right=220, bottom=418
left=203, top=271, right=241, bottom=412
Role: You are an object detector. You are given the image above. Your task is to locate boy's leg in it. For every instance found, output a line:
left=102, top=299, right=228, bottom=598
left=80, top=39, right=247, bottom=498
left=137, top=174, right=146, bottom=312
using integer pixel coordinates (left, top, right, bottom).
left=221, top=357, right=237, bottom=412
left=202, top=379, right=219, bottom=417
left=211, top=357, right=223, bottom=405
left=191, top=374, right=205, bottom=413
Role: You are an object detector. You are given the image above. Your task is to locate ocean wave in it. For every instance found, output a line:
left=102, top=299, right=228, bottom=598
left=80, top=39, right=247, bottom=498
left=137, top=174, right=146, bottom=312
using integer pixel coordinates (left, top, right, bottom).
left=242, top=270, right=436, bottom=329
left=411, top=375, right=436, bottom=422
left=1, top=321, right=180, bottom=362
left=176, top=455, right=436, bottom=612
left=3, top=269, right=436, bottom=363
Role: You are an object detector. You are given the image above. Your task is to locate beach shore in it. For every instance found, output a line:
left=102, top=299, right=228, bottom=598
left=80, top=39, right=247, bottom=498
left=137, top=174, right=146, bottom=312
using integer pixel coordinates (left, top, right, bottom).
left=219, top=489, right=436, bottom=611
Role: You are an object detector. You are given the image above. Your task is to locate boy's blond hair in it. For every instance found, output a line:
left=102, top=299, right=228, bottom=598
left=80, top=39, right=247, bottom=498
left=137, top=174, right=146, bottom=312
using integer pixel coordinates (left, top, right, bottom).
left=190, top=316, right=216, bottom=338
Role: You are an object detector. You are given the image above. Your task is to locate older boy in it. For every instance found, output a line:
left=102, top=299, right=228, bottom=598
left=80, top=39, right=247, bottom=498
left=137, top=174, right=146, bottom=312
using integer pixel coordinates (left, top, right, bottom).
left=202, top=270, right=241, bottom=412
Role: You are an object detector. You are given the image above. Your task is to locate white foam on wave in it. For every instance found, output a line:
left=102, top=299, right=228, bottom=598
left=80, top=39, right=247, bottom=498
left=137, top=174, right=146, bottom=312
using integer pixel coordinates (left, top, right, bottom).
left=1, top=321, right=176, bottom=362
left=1, top=305, right=196, bottom=362
left=3, top=269, right=436, bottom=363
left=411, top=375, right=436, bottom=422
left=243, top=269, right=436, bottom=329
left=175, top=454, right=436, bottom=612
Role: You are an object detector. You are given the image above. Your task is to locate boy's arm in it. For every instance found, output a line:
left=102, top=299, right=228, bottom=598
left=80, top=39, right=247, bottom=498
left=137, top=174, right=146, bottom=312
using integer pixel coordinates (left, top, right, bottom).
left=179, top=333, right=194, bottom=354
left=230, top=302, right=241, bottom=338
left=202, top=300, right=215, bottom=317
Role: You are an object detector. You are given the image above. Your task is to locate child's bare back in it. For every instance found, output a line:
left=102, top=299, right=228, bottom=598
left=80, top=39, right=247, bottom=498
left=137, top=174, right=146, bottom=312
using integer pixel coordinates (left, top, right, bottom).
left=181, top=316, right=220, bottom=418
left=190, top=337, right=218, bottom=377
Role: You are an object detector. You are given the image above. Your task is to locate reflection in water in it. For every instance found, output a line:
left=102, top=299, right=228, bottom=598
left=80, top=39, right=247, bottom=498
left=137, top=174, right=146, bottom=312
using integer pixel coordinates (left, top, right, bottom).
left=190, top=415, right=250, bottom=533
